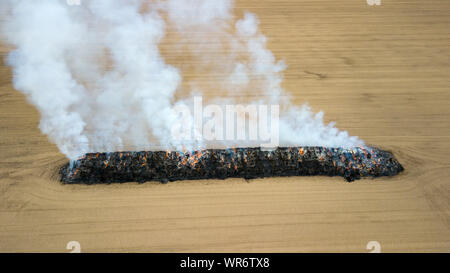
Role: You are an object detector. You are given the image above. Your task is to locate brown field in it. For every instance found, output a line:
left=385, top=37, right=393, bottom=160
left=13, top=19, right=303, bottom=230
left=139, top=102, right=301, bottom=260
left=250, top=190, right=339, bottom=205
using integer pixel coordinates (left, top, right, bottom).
left=0, top=0, right=449, bottom=252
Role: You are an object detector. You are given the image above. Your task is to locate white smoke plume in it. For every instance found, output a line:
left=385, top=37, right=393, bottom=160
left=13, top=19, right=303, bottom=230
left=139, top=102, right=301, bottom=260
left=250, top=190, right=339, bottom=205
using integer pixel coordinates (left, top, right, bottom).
left=1, top=0, right=362, bottom=160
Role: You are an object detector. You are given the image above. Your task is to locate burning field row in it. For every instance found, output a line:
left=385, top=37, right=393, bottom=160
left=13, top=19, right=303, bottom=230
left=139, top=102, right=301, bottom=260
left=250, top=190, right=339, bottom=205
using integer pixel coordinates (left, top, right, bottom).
left=60, top=146, right=403, bottom=184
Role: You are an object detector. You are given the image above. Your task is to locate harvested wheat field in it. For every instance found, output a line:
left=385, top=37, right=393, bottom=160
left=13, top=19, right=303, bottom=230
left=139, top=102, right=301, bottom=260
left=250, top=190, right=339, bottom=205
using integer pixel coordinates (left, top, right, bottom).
left=0, top=0, right=449, bottom=252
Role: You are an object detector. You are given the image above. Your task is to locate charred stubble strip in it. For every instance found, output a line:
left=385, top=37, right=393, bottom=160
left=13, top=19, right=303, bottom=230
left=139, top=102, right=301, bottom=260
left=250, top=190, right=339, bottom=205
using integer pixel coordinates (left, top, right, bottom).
left=60, top=147, right=403, bottom=184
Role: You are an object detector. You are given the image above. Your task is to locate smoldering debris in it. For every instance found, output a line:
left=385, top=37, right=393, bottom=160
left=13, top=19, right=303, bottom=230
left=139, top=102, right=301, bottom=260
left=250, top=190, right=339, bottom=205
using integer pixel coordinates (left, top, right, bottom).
left=60, top=147, right=403, bottom=184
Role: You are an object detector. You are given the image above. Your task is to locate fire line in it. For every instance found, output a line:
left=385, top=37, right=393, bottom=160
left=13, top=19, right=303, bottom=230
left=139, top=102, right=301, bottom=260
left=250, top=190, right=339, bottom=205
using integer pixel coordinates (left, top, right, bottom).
left=60, top=146, right=403, bottom=184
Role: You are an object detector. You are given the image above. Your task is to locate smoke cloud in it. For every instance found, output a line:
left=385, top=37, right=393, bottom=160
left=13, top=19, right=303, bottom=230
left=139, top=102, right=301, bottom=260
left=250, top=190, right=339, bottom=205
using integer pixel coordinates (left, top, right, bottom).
left=1, top=0, right=362, bottom=160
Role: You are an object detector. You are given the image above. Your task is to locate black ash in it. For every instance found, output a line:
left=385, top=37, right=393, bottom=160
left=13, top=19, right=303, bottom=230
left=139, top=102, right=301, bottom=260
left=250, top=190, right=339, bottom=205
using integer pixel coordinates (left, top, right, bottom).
left=60, top=147, right=403, bottom=184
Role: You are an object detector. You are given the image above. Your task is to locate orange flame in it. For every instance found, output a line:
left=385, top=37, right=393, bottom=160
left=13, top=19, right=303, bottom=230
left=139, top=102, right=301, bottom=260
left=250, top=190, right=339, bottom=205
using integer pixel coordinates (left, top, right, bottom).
left=299, top=148, right=304, bottom=156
